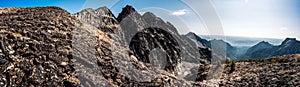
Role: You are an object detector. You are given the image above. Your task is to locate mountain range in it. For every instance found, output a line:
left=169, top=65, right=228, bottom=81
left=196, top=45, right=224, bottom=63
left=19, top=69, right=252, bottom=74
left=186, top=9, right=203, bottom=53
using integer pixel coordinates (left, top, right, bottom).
left=0, top=5, right=212, bottom=86
left=0, top=5, right=299, bottom=86
left=186, top=32, right=300, bottom=60
left=199, top=35, right=283, bottom=47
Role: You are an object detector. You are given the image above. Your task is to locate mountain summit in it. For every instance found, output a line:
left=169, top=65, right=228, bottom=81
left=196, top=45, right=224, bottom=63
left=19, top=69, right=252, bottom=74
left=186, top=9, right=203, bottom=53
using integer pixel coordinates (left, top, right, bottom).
left=281, top=38, right=297, bottom=45
left=117, top=5, right=137, bottom=22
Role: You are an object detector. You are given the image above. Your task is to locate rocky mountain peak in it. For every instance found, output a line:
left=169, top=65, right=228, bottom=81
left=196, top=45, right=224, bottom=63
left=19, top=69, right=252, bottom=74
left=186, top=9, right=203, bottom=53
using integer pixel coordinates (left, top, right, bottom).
left=75, top=6, right=119, bottom=33
left=256, top=41, right=273, bottom=46
left=211, top=39, right=226, bottom=43
left=247, top=41, right=273, bottom=51
left=79, top=8, right=94, bottom=13
left=123, top=5, right=136, bottom=12
left=117, top=5, right=138, bottom=22
left=142, top=12, right=162, bottom=21
left=186, top=32, right=197, bottom=37
left=281, top=38, right=297, bottom=45
left=247, top=41, right=274, bottom=52
left=142, top=12, right=163, bottom=22
left=142, top=12, right=156, bottom=17
left=95, top=6, right=109, bottom=11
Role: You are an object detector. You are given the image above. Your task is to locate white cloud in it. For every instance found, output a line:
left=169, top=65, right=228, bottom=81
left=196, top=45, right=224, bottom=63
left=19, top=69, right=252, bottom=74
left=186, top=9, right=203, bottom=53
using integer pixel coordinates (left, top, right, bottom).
left=171, top=9, right=189, bottom=16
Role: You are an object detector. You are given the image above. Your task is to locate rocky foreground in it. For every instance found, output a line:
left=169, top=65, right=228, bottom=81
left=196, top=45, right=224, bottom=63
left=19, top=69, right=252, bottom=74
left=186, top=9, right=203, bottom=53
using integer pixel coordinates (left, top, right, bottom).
left=0, top=7, right=79, bottom=86
left=219, top=54, right=300, bottom=86
left=0, top=6, right=299, bottom=87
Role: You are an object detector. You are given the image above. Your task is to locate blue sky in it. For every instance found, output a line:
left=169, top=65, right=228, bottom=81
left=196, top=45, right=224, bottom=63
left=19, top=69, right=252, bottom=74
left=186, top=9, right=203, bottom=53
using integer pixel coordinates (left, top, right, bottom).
left=1, top=0, right=299, bottom=39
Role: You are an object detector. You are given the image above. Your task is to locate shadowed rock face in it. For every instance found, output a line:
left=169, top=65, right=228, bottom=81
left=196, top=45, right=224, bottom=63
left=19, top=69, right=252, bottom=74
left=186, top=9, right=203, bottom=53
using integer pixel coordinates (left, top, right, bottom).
left=129, top=27, right=181, bottom=72
left=117, top=5, right=210, bottom=64
left=0, top=7, right=79, bottom=86
left=117, top=5, right=137, bottom=22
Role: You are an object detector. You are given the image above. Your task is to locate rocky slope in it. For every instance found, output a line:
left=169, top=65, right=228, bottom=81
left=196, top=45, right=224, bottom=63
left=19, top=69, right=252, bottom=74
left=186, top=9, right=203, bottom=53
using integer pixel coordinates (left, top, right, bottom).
left=0, top=7, right=79, bottom=86
left=220, top=54, right=300, bottom=86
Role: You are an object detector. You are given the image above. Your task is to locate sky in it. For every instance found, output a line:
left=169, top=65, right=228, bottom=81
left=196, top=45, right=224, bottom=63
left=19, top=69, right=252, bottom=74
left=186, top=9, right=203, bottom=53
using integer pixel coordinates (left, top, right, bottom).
left=0, top=0, right=299, bottom=39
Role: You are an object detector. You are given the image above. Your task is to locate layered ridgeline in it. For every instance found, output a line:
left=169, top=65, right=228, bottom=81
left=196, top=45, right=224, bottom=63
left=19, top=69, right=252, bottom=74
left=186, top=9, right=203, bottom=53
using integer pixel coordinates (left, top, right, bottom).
left=184, top=32, right=237, bottom=59
left=185, top=32, right=300, bottom=60
left=0, top=5, right=299, bottom=86
left=243, top=38, right=300, bottom=59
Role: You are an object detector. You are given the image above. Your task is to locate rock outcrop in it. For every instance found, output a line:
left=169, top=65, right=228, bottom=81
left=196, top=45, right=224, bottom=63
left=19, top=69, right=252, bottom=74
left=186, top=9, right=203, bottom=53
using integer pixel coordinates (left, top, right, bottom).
left=129, top=27, right=181, bottom=72
left=0, top=7, right=79, bottom=86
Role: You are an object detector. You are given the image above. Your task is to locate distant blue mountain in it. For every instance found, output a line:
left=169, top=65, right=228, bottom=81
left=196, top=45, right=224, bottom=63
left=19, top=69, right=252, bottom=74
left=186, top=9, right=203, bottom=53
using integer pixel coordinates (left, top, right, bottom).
left=184, top=33, right=300, bottom=60
left=243, top=38, right=300, bottom=59
left=198, top=35, right=283, bottom=47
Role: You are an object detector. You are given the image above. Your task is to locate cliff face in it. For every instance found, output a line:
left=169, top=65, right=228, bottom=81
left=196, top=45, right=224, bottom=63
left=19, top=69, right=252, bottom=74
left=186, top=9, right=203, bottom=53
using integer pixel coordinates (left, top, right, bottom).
left=0, top=7, right=79, bottom=86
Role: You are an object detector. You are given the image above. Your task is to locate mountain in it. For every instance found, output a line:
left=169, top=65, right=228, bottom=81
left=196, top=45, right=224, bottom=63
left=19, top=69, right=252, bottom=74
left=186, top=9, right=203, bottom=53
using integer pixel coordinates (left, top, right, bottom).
left=210, top=39, right=237, bottom=59
left=274, top=38, right=300, bottom=55
left=1, top=5, right=299, bottom=87
left=243, top=41, right=274, bottom=59
left=74, top=5, right=213, bottom=86
left=118, top=5, right=210, bottom=63
left=74, top=6, right=124, bottom=86
left=186, top=33, right=300, bottom=60
left=184, top=32, right=238, bottom=59
left=243, top=38, right=300, bottom=59
left=184, top=32, right=210, bottom=48
left=199, top=35, right=283, bottom=47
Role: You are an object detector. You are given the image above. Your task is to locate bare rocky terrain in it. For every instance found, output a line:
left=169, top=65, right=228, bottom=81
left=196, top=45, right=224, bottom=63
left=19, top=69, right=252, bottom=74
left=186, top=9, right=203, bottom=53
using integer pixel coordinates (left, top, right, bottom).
left=0, top=7, right=79, bottom=86
left=220, top=54, right=300, bottom=86
left=0, top=6, right=299, bottom=87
